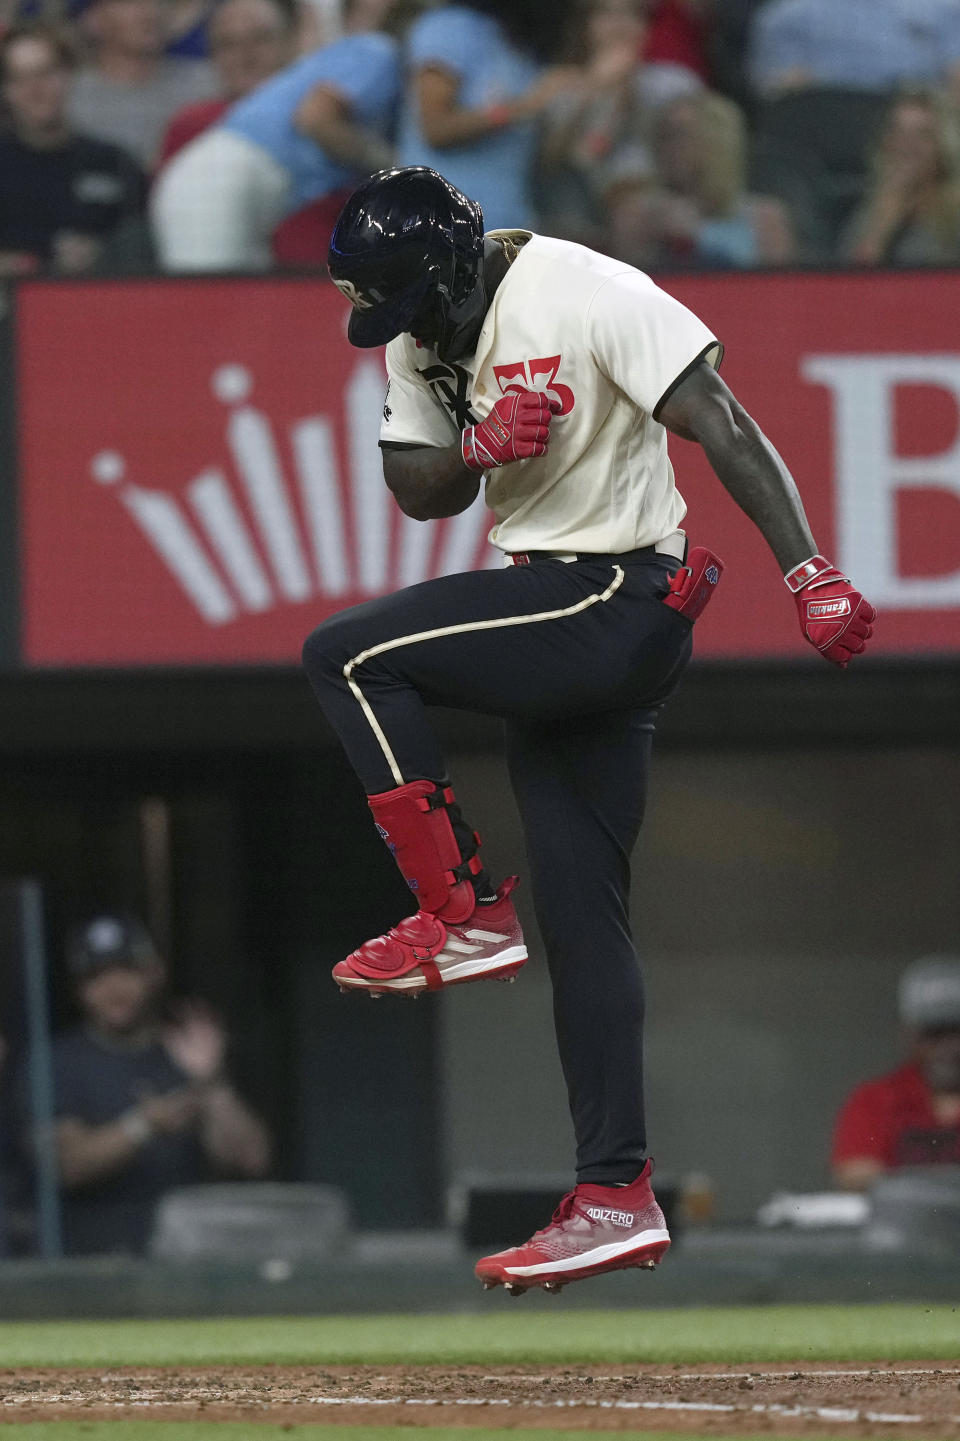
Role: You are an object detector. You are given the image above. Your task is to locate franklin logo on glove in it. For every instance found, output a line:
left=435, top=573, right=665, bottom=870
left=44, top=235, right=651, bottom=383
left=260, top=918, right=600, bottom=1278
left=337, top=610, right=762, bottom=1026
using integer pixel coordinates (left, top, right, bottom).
left=784, top=554, right=876, bottom=667
left=461, top=389, right=562, bottom=473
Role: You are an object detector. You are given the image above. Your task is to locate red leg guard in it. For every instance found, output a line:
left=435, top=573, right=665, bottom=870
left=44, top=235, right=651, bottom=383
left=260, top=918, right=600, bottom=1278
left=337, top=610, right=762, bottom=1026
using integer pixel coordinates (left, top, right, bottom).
left=367, top=780, right=483, bottom=924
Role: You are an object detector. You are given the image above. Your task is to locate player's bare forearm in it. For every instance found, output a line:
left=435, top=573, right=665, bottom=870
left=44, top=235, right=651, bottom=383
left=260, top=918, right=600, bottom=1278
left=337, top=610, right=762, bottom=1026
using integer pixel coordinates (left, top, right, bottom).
left=659, top=364, right=815, bottom=573
left=381, top=442, right=482, bottom=521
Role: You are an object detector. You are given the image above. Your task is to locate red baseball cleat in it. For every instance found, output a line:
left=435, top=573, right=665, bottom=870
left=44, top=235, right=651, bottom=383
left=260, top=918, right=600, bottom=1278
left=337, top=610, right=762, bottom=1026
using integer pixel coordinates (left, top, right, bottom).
left=333, top=877, right=527, bottom=996
left=475, top=1161, right=670, bottom=1294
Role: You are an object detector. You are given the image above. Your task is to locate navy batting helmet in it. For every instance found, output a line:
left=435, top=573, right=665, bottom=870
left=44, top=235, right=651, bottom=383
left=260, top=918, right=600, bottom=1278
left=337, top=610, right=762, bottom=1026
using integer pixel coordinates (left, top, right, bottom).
left=327, top=167, right=486, bottom=361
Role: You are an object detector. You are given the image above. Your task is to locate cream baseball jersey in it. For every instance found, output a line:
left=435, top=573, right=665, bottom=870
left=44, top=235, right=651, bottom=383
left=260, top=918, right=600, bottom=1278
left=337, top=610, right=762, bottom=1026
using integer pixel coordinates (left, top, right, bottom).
left=379, top=231, right=722, bottom=555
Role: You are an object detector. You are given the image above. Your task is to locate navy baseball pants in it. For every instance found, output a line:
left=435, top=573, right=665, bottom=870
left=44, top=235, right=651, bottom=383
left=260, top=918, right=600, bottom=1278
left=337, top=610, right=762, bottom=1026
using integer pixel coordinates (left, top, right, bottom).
left=302, top=549, right=692, bottom=1185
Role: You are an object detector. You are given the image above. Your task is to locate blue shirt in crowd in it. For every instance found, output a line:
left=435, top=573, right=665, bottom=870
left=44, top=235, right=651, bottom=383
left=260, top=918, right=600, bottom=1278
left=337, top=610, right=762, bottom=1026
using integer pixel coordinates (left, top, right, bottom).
left=398, top=6, right=540, bottom=229
left=222, top=33, right=400, bottom=214
left=750, top=0, right=960, bottom=94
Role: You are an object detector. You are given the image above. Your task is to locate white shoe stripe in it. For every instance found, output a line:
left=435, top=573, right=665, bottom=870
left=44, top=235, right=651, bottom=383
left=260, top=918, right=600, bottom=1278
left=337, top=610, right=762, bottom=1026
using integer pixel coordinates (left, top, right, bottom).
left=444, top=940, right=482, bottom=955
left=342, top=944, right=528, bottom=990
left=463, top=928, right=508, bottom=943
left=342, top=568, right=626, bottom=787
left=440, top=945, right=527, bottom=980
left=503, top=1227, right=670, bottom=1277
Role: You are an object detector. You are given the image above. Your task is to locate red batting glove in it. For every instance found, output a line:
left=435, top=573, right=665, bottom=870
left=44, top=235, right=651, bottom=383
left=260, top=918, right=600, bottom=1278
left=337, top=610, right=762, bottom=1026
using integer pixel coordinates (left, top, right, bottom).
left=462, top=390, right=560, bottom=472
left=785, top=554, right=877, bottom=668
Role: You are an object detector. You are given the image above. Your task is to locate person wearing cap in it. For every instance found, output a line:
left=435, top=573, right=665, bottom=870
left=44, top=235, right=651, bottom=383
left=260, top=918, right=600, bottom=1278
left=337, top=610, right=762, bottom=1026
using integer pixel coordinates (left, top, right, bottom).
left=832, top=955, right=960, bottom=1190
left=43, top=914, right=270, bottom=1256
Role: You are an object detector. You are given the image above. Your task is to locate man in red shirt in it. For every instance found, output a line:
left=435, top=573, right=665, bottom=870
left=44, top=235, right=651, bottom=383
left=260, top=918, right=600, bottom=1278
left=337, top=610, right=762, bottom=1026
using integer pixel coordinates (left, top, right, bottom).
left=832, top=956, right=960, bottom=1190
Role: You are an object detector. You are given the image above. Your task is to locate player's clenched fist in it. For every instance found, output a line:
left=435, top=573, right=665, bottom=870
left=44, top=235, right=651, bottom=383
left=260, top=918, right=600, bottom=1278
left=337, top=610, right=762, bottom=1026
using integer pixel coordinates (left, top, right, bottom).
left=785, top=554, right=877, bottom=668
left=462, top=390, right=561, bottom=473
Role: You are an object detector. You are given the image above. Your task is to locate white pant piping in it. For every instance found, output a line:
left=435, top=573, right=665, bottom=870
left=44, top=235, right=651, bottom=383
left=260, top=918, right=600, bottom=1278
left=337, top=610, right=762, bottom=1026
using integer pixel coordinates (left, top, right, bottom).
left=342, top=565, right=626, bottom=786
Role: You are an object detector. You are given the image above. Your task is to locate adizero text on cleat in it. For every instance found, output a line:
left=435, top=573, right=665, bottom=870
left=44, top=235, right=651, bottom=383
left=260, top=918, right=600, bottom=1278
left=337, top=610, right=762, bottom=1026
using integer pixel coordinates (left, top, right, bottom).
left=475, top=1160, right=670, bottom=1291
left=333, top=877, right=526, bottom=995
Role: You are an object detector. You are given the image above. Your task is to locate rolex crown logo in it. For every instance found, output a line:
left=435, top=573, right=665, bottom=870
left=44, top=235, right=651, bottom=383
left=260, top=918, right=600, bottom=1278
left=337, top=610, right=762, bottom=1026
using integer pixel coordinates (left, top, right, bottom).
left=92, top=361, right=494, bottom=625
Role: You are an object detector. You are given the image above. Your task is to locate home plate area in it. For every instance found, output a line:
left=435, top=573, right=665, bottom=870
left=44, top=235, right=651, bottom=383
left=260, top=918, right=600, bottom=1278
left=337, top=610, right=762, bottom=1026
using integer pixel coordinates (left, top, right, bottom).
left=3, top=1363, right=960, bottom=1434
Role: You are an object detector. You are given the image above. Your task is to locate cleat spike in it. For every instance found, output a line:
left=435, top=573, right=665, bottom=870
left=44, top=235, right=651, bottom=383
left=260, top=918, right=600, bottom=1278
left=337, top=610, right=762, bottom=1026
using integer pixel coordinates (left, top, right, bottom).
left=480, top=1279, right=496, bottom=1291
left=369, top=990, right=385, bottom=999
left=542, top=1280, right=564, bottom=1294
left=338, top=987, right=348, bottom=994
left=504, top=1282, right=526, bottom=1296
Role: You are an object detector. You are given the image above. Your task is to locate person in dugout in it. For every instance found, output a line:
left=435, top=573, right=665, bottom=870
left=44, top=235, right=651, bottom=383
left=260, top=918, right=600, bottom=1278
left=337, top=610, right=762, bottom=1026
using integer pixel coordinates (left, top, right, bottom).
left=833, top=955, right=960, bottom=1189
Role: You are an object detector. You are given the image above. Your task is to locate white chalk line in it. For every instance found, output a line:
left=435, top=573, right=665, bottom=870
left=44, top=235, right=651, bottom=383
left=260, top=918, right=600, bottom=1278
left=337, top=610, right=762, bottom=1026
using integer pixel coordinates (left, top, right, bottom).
left=493, top=1369, right=960, bottom=1383
left=673, top=1370, right=960, bottom=1382
left=4, top=1390, right=958, bottom=1426
left=306, top=1396, right=937, bottom=1424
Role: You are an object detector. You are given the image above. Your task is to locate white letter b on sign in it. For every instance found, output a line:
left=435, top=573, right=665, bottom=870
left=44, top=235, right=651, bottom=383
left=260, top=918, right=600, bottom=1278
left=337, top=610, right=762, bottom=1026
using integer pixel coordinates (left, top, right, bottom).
left=803, top=354, right=960, bottom=608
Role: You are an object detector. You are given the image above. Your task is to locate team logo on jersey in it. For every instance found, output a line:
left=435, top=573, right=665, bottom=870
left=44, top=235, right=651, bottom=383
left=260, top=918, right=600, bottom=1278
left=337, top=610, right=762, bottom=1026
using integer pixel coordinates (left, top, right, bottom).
left=417, top=361, right=478, bottom=428
left=493, top=355, right=576, bottom=416
left=383, top=380, right=393, bottom=423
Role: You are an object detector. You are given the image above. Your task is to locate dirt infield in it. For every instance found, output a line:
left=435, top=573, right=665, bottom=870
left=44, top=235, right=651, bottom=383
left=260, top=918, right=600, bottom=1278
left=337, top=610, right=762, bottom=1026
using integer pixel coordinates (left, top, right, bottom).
left=2, top=1363, right=959, bottom=1434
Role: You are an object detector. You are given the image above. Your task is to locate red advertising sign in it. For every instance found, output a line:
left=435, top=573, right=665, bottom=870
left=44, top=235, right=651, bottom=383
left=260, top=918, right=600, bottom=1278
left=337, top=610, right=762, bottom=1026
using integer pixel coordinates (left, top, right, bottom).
left=16, top=271, right=960, bottom=666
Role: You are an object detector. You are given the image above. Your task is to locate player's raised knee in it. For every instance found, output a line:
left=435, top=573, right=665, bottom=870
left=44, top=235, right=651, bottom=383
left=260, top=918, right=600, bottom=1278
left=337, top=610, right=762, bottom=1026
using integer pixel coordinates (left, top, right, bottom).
left=301, top=615, right=348, bottom=683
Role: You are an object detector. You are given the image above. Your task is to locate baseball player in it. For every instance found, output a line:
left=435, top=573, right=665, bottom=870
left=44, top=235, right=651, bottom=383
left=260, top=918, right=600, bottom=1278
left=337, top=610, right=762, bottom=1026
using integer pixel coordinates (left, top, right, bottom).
left=303, top=166, right=876, bottom=1294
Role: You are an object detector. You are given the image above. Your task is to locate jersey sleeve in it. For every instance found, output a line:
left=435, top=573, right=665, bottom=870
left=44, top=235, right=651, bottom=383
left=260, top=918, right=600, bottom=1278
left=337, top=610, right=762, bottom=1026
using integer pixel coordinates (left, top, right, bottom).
left=830, top=1081, right=897, bottom=1168
left=585, top=269, right=722, bottom=421
left=406, top=10, right=482, bottom=79
left=940, top=2, right=960, bottom=65
left=378, top=338, right=459, bottom=448
left=748, top=0, right=809, bottom=94
left=322, top=35, right=399, bottom=123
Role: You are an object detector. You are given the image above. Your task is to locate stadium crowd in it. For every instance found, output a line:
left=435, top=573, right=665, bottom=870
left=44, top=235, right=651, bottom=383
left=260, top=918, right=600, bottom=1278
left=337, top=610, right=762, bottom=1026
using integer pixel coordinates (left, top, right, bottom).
left=2, top=0, right=960, bottom=275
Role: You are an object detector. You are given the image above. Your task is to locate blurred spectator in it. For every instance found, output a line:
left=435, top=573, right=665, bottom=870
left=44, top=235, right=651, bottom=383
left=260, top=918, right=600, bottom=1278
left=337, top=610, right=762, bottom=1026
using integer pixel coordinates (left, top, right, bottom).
left=743, top=0, right=959, bottom=259
left=0, top=24, right=146, bottom=276
left=708, top=0, right=768, bottom=113
left=397, top=0, right=580, bottom=230
left=157, top=0, right=298, bottom=165
left=604, top=89, right=793, bottom=268
left=163, top=0, right=335, bottom=58
left=166, top=0, right=219, bottom=57
left=749, top=0, right=960, bottom=99
left=151, top=0, right=402, bottom=269
left=295, top=0, right=345, bottom=51
left=40, top=914, right=270, bottom=1256
left=842, top=89, right=960, bottom=266
left=537, top=0, right=702, bottom=243
left=642, top=0, right=711, bottom=85
left=833, top=956, right=960, bottom=1191
left=68, top=0, right=217, bottom=169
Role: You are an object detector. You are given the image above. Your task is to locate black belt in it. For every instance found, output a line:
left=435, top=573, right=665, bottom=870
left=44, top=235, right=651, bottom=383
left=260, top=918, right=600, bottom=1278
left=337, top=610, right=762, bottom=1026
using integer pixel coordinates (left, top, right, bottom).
left=504, top=535, right=687, bottom=568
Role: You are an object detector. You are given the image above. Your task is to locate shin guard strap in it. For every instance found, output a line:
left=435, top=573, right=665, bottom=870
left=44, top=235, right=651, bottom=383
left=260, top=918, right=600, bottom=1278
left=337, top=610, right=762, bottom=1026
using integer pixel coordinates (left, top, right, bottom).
left=368, top=780, right=479, bottom=916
